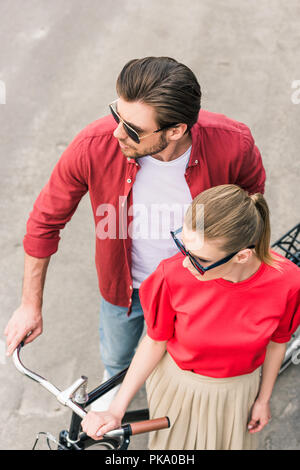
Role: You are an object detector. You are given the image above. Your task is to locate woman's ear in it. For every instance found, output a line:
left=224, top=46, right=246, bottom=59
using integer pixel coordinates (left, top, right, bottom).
left=236, top=249, right=253, bottom=264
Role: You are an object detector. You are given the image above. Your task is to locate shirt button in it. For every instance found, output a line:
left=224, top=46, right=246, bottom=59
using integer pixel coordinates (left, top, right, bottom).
left=127, top=178, right=132, bottom=183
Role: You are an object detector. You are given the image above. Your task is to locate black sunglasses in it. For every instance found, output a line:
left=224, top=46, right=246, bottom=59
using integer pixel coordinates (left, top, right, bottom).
left=171, top=227, right=255, bottom=275
left=109, top=99, right=178, bottom=144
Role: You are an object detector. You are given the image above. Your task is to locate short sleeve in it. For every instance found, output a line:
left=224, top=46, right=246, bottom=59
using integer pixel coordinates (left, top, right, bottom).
left=139, top=262, right=176, bottom=341
left=270, top=289, right=300, bottom=343
left=235, top=126, right=266, bottom=195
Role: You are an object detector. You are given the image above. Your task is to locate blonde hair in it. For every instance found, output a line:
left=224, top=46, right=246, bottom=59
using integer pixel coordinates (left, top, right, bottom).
left=184, top=184, right=282, bottom=269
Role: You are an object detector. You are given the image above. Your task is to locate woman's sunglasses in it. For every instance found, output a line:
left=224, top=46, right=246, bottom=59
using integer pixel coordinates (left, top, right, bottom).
left=171, top=227, right=255, bottom=275
left=109, top=99, right=178, bottom=144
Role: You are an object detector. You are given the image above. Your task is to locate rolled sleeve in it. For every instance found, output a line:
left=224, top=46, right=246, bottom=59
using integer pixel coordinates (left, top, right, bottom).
left=139, top=262, right=176, bottom=341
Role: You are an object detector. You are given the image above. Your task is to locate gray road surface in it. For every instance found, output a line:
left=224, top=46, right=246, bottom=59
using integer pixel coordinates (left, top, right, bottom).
left=0, top=0, right=299, bottom=450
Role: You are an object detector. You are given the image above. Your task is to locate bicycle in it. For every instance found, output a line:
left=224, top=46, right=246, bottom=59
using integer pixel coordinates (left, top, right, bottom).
left=12, top=342, right=170, bottom=450
left=272, top=222, right=300, bottom=374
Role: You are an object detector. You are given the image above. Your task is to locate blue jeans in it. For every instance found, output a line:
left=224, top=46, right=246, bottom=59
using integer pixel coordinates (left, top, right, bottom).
left=99, top=289, right=145, bottom=377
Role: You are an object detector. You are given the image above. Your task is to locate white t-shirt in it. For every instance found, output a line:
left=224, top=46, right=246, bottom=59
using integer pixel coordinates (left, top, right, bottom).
left=131, top=146, right=192, bottom=288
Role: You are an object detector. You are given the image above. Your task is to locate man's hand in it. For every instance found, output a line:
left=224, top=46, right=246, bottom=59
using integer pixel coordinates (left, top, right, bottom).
left=247, top=398, right=271, bottom=433
left=81, top=411, right=122, bottom=440
left=4, top=304, right=43, bottom=356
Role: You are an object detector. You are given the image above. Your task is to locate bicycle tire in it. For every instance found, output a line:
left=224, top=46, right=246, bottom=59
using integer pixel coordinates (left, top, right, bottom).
left=81, top=438, right=120, bottom=450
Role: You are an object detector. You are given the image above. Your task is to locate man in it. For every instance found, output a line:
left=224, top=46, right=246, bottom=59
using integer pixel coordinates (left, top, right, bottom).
left=4, top=56, right=266, bottom=410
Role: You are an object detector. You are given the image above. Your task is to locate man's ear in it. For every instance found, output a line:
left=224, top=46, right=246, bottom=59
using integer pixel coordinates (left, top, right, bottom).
left=168, top=123, right=188, bottom=140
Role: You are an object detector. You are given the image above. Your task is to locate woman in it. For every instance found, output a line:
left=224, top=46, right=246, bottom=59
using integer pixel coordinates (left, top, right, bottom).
left=82, top=185, right=300, bottom=450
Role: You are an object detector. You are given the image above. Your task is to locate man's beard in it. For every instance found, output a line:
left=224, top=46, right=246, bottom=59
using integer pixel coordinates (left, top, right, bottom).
left=120, top=132, right=169, bottom=159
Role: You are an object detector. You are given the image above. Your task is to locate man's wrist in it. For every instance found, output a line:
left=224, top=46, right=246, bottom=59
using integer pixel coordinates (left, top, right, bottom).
left=21, top=295, right=43, bottom=311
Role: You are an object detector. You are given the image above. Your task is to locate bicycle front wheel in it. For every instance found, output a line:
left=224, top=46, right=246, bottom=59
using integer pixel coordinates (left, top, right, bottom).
left=83, top=439, right=120, bottom=450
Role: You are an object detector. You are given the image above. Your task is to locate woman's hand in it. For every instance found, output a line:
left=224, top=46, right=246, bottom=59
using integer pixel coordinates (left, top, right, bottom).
left=247, top=399, right=271, bottom=433
left=81, top=410, right=122, bottom=440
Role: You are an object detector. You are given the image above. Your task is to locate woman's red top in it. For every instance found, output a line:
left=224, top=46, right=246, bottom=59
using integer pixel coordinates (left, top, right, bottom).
left=139, top=251, right=300, bottom=378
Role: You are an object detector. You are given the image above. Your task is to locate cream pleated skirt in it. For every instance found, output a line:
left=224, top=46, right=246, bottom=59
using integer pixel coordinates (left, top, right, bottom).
left=145, top=352, right=261, bottom=450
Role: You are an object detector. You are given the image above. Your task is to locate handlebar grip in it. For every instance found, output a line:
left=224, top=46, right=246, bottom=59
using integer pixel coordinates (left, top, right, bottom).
left=129, top=417, right=170, bottom=436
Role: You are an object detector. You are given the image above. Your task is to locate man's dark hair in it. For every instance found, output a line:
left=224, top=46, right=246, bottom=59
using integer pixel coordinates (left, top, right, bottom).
left=116, top=57, right=201, bottom=133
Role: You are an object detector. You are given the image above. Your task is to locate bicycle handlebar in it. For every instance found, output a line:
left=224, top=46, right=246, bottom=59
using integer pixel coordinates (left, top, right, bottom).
left=12, top=343, right=170, bottom=440
left=12, top=342, right=87, bottom=419
left=129, top=417, right=170, bottom=435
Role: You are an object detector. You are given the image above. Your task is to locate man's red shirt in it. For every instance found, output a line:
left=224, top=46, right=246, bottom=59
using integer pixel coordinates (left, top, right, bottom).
left=23, top=111, right=266, bottom=314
